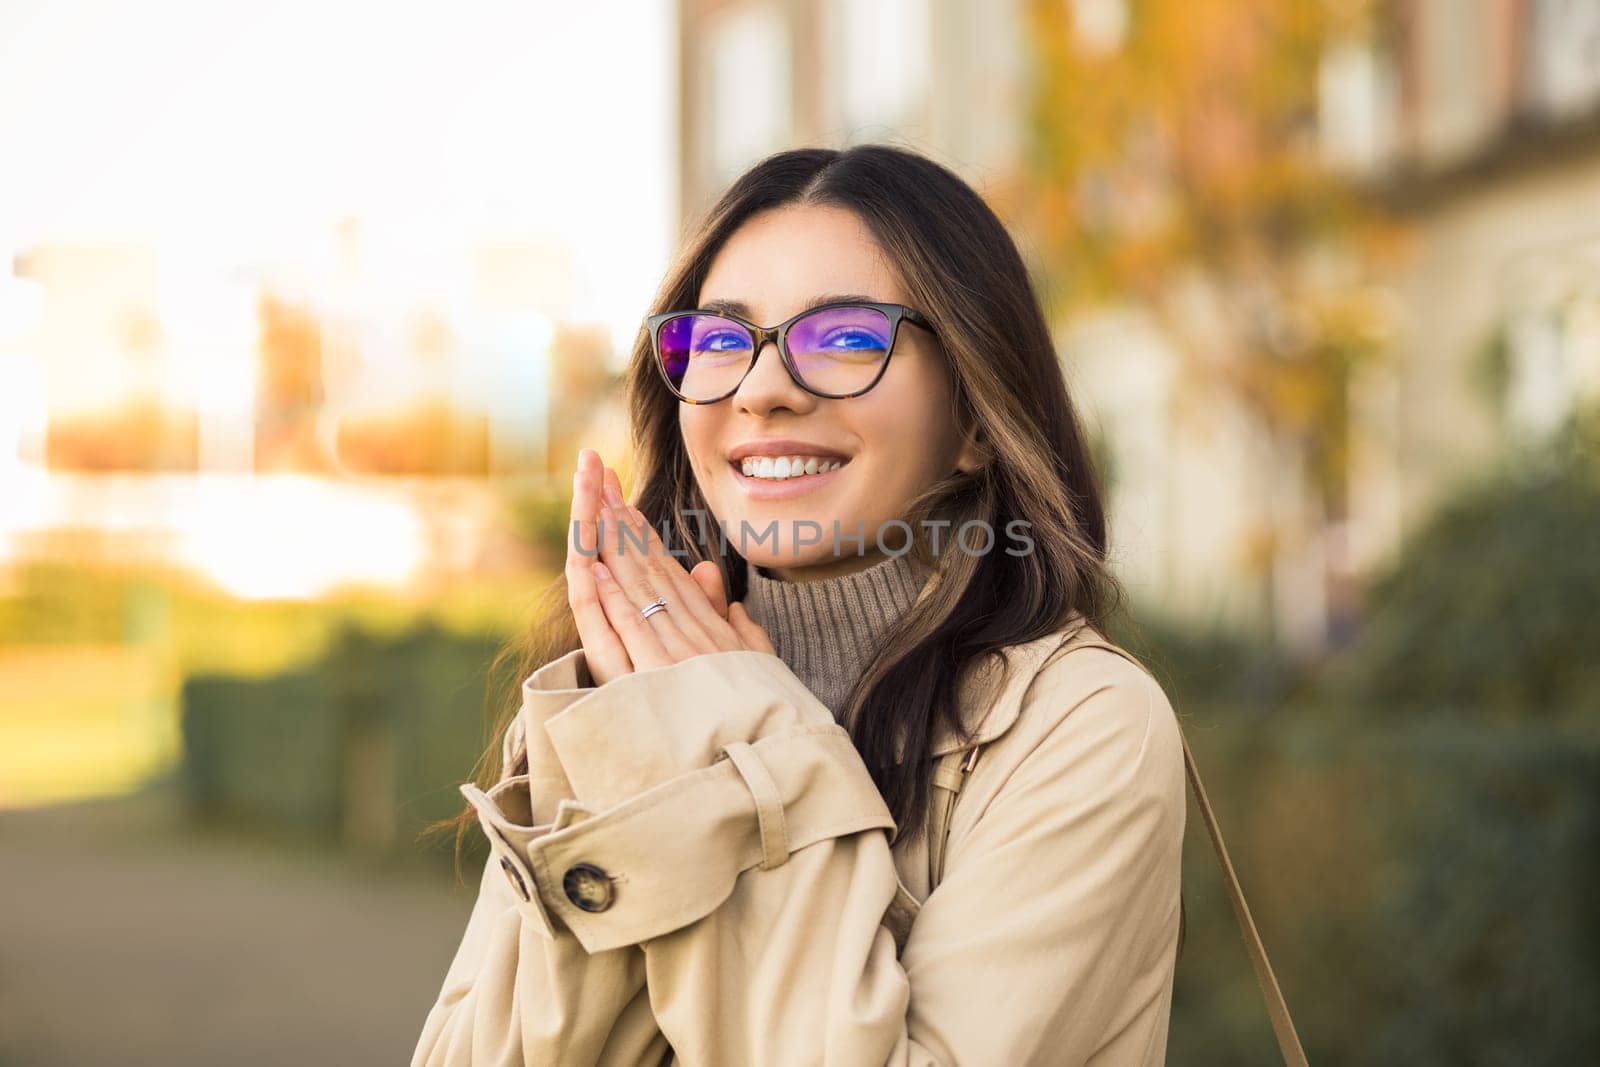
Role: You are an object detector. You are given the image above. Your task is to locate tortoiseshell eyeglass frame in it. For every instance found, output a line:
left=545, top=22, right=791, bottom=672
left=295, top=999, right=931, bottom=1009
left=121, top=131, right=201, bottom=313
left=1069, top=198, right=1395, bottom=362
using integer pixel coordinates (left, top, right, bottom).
left=644, top=300, right=939, bottom=404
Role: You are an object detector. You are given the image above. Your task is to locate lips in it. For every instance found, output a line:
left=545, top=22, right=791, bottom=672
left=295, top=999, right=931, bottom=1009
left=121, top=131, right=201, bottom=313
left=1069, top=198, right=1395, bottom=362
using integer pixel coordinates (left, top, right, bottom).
left=725, top=439, right=852, bottom=464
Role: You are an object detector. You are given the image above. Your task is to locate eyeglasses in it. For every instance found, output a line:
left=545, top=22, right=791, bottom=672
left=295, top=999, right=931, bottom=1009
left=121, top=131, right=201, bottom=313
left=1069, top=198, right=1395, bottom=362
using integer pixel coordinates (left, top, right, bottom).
left=645, top=300, right=937, bottom=404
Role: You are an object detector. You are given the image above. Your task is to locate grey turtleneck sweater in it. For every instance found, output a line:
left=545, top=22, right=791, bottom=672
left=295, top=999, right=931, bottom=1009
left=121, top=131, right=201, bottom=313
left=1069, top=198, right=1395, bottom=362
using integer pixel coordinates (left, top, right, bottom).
left=740, top=551, right=932, bottom=718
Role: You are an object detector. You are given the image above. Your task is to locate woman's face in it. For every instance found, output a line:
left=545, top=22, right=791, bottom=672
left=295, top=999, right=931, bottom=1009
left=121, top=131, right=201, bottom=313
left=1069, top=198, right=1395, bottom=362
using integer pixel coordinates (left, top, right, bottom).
left=679, top=202, right=981, bottom=581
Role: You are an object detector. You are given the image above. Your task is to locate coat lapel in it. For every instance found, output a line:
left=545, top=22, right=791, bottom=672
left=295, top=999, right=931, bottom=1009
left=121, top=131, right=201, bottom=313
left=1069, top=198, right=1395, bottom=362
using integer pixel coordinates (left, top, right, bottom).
left=926, top=613, right=1092, bottom=757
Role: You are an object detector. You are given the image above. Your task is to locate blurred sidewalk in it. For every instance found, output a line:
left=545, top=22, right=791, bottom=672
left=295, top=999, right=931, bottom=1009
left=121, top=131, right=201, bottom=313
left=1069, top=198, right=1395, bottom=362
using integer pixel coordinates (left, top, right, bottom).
left=0, top=780, right=478, bottom=1066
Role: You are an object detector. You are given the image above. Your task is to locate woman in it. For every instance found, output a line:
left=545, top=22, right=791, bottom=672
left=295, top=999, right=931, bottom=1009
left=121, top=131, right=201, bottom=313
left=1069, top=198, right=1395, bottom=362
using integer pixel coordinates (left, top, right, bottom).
left=412, top=144, right=1187, bottom=1066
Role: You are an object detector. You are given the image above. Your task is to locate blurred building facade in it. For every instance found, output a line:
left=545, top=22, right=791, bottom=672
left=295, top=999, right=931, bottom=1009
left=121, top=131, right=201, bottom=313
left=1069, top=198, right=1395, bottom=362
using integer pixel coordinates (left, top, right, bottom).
left=1, top=218, right=626, bottom=595
left=1326, top=0, right=1600, bottom=519
left=675, top=0, right=1026, bottom=219
left=14, top=244, right=204, bottom=472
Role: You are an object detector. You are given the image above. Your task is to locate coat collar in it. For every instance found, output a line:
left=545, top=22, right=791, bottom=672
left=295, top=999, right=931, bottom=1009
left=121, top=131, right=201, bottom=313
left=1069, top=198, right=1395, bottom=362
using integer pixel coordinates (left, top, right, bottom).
left=902, top=559, right=1095, bottom=759
left=922, top=612, right=1094, bottom=759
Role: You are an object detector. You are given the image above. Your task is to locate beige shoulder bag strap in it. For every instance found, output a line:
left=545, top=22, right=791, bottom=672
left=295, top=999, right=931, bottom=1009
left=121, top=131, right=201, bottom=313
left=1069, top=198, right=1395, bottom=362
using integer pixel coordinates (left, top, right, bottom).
left=927, top=641, right=1309, bottom=1067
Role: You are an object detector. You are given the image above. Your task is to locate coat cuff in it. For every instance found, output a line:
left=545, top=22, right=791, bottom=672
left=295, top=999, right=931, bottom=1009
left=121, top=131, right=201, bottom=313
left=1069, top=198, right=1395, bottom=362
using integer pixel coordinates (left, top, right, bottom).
left=477, top=647, right=596, bottom=833
left=457, top=775, right=564, bottom=940
left=523, top=722, right=895, bottom=952
left=462, top=649, right=893, bottom=953
left=541, top=649, right=836, bottom=811
left=455, top=646, right=603, bottom=936
left=523, top=646, right=596, bottom=693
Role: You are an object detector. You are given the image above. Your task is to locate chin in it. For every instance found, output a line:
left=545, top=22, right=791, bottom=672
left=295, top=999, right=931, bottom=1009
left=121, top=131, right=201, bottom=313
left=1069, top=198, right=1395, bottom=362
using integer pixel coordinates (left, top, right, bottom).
left=703, top=480, right=877, bottom=565
left=741, top=542, right=846, bottom=571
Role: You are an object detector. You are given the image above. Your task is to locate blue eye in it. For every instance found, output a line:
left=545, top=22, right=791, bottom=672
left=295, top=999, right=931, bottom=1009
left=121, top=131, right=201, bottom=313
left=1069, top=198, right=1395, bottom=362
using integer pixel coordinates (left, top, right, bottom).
left=818, top=328, right=886, bottom=352
left=695, top=330, right=752, bottom=353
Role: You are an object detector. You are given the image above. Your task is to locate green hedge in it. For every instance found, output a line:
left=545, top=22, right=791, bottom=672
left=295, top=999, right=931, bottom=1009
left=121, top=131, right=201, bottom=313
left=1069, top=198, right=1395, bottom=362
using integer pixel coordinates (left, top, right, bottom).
left=180, top=666, right=343, bottom=833
left=1170, top=710, right=1600, bottom=1065
left=180, top=621, right=506, bottom=860
left=1319, top=408, right=1600, bottom=721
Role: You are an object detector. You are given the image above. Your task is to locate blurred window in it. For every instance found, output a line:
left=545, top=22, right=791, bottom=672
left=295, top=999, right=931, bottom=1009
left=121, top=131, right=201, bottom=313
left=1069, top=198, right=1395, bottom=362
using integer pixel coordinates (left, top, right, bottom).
left=828, top=0, right=930, bottom=132
left=705, top=3, right=792, bottom=188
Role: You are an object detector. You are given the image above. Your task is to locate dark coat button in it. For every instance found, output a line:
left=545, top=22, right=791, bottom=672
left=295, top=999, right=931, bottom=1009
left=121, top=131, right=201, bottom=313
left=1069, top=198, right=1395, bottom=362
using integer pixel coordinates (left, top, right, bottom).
left=562, top=863, right=615, bottom=912
left=499, top=856, right=530, bottom=902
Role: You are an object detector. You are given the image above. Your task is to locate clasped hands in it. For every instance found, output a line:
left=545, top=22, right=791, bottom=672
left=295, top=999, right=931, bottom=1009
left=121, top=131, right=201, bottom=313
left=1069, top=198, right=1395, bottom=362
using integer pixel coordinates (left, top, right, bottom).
left=567, top=448, right=774, bottom=686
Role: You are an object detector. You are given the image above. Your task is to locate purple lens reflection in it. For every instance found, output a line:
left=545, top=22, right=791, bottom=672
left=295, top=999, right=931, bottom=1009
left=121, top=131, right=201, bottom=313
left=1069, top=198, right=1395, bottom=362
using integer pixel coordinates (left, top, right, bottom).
left=786, top=306, right=892, bottom=395
left=658, top=313, right=753, bottom=400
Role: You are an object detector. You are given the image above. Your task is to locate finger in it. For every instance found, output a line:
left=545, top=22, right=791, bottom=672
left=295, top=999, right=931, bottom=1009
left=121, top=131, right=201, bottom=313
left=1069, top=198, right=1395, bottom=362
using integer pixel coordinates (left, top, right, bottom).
left=598, top=462, right=701, bottom=614
left=594, top=456, right=739, bottom=653
left=639, top=517, right=744, bottom=652
left=729, top=601, right=776, bottom=654
left=630, top=507, right=736, bottom=643
left=602, top=464, right=627, bottom=511
left=682, top=559, right=745, bottom=652
left=600, top=500, right=739, bottom=654
left=591, top=560, right=674, bottom=670
left=567, top=449, right=631, bottom=681
left=654, top=545, right=742, bottom=652
left=690, top=560, right=729, bottom=618
left=597, top=505, right=706, bottom=661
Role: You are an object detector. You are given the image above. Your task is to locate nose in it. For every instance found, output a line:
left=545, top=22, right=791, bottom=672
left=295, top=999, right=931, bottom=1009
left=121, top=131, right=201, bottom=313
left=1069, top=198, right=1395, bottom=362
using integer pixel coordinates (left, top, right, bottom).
left=732, top=338, right=818, bottom=417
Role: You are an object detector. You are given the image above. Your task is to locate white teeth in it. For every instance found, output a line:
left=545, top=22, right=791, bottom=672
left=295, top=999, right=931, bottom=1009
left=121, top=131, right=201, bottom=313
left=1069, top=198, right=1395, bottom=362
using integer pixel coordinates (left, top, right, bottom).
left=736, top=455, right=847, bottom=480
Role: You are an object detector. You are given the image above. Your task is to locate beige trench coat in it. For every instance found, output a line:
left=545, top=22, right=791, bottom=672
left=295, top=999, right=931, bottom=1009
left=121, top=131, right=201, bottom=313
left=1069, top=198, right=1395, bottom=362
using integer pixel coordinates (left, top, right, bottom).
left=411, top=615, right=1186, bottom=1066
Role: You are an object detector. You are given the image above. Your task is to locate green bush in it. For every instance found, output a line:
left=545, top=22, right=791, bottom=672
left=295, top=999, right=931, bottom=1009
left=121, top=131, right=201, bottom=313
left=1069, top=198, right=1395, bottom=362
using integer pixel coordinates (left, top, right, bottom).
left=1170, top=713, right=1600, bottom=1065
left=1108, top=612, right=1308, bottom=716
left=180, top=666, right=343, bottom=834
left=1362, top=719, right=1600, bottom=1064
left=1319, top=408, right=1600, bottom=721
left=180, top=620, right=506, bottom=860
left=505, top=479, right=574, bottom=565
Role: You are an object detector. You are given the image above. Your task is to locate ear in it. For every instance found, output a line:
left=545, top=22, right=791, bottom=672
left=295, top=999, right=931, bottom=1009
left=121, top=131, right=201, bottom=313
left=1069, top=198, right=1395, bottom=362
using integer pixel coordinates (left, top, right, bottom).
left=954, top=413, right=986, bottom=474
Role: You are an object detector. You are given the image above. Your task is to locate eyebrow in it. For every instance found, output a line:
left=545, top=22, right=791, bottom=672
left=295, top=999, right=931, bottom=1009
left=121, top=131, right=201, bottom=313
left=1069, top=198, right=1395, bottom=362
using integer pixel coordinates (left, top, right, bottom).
left=698, top=293, right=882, bottom=321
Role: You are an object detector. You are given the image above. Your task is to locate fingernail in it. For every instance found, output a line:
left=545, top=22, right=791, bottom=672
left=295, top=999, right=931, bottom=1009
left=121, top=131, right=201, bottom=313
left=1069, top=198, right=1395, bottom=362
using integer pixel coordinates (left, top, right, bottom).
left=592, top=561, right=610, bottom=580
left=603, top=483, right=624, bottom=508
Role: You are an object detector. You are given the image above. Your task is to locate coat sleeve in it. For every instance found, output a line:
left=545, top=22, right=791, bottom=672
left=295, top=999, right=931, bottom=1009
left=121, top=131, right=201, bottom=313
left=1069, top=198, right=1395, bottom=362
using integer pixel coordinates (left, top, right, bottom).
left=409, top=655, right=670, bottom=1067
left=525, top=647, right=1187, bottom=1066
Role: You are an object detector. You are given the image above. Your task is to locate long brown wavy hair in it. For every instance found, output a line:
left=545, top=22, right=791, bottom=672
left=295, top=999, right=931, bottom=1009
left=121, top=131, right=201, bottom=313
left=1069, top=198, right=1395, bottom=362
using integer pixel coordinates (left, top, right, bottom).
left=424, top=142, right=1138, bottom=885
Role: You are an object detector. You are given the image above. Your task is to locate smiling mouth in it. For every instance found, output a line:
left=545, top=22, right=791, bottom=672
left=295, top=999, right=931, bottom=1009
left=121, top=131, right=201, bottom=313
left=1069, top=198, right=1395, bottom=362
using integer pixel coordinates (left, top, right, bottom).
left=730, top=456, right=851, bottom=481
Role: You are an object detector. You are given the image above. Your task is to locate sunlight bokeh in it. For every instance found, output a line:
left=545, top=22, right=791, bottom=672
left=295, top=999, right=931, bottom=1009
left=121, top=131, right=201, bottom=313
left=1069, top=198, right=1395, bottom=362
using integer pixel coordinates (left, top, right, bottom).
left=1, top=0, right=672, bottom=807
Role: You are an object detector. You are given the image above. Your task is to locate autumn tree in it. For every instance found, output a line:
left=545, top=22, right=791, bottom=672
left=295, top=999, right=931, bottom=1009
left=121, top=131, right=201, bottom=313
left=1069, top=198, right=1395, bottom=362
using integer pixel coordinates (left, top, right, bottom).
left=255, top=290, right=333, bottom=473
left=1011, top=0, right=1401, bottom=642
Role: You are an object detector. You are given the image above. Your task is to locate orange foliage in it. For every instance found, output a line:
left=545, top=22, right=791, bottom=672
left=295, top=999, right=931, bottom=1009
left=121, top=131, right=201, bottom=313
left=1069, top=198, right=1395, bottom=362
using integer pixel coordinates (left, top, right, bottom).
left=335, top=402, right=490, bottom=475
left=46, top=399, right=199, bottom=472
left=1018, top=0, right=1397, bottom=514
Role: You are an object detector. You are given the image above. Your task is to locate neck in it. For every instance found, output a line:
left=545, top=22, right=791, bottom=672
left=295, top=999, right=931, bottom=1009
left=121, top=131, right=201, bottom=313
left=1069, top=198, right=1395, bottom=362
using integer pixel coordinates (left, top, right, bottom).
left=761, top=547, right=898, bottom=583
left=741, top=551, right=932, bottom=718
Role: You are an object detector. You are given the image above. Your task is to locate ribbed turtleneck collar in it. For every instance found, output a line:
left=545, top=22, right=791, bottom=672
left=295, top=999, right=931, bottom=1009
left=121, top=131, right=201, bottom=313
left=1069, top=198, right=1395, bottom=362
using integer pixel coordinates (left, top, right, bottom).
left=740, top=551, right=933, bottom=719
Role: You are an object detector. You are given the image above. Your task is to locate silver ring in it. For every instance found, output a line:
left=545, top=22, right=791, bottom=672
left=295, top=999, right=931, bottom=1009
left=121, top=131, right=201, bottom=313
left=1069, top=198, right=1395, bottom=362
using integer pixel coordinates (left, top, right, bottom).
left=640, top=596, right=668, bottom=620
